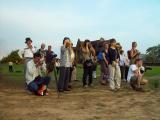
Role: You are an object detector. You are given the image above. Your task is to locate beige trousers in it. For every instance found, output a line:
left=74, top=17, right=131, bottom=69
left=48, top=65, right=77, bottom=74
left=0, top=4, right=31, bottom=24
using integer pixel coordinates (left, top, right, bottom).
left=109, top=64, right=121, bottom=90
left=71, top=67, right=77, bottom=81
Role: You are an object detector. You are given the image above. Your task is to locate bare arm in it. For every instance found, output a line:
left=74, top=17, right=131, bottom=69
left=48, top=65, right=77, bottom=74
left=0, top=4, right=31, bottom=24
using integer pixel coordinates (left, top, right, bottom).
left=90, top=46, right=96, bottom=59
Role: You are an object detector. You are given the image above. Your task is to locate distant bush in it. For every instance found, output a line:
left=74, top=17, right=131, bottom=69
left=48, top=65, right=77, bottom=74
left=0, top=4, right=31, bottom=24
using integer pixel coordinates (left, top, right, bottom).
left=0, top=50, right=22, bottom=64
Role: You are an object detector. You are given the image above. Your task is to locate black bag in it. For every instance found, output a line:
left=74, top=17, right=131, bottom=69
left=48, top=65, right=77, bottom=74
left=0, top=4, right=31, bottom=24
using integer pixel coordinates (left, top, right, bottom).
left=85, top=59, right=94, bottom=67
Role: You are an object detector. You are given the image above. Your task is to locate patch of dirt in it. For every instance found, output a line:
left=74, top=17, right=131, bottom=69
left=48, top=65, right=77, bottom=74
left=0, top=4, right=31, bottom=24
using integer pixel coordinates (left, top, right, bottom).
left=0, top=73, right=160, bottom=120
left=0, top=85, right=160, bottom=120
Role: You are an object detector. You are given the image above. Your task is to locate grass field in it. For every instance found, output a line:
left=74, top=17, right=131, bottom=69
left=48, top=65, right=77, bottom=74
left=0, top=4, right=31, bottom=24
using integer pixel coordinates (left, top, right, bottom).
left=0, top=63, right=159, bottom=89
left=0, top=64, right=160, bottom=120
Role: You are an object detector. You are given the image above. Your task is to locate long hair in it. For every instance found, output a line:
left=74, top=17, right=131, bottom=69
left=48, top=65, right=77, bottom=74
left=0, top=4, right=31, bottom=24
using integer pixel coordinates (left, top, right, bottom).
left=83, top=39, right=90, bottom=48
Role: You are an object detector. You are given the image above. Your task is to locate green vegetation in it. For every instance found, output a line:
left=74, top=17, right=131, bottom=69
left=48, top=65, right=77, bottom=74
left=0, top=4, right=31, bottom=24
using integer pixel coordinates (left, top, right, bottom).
left=0, top=50, right=22, bottom=63
left=0, top=64, right=159, bottom=90
left=144, top=66, right=160, bottom=90
left=145, top=44, right=160, bottom=63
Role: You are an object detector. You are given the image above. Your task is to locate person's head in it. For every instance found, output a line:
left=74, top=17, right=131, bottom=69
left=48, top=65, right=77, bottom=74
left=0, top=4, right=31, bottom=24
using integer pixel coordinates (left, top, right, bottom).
left=116, top=43, right=122, bottom=50
left=33, top=52, right=41, bottom=64
left=83, top=39, right=90, bottom=47
left=25, top=37, right=32, bottom=46
left=135, top=58, right=143, bottom=67
left=103, top=42, right=109, bottom=50
left=110, top=38, right=116, bottom=47
left=63, top=37, right=70, bottom=45
left=120, top=50, right=124, bottom=55
left=48, top=45, right=52, bottom=51
left=41, top=43, right=45, bottom=50
left=132, top=42, right=137, bottom=49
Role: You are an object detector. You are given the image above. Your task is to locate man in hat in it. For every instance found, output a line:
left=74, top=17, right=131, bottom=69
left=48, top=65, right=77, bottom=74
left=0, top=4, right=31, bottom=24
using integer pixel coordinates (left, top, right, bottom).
left=18, top=37, right=36, bottom=83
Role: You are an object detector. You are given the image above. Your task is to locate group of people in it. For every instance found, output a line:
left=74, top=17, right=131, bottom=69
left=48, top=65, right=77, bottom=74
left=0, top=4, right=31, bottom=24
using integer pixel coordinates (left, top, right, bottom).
left=18, top=37, right=148, bottom=96
left=18, top=37, right=76, bottom=95
left=97, top=39, right=148, bottom=91
left=18, top=38, right=57, bottom=95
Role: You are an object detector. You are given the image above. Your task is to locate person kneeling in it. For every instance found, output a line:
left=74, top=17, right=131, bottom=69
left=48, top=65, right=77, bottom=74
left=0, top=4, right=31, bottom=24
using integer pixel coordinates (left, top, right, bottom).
left=25, top=53, right=51, bottom=96
left=127, top=59, right=148, bottom=91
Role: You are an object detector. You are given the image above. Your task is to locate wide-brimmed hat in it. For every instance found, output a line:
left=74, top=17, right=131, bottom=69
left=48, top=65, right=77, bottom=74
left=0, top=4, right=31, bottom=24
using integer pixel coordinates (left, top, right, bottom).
left=25, top=37, right=32, bottom=43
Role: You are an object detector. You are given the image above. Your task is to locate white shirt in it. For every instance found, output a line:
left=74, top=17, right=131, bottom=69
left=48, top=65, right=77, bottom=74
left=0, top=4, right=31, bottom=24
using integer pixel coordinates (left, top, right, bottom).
left=127, top=65, right=145, bottom=83
left=18, top=47, right=36, bottom=59
left=120, top=54, right=125, bottom=66
left=9, top=62, right=13, bottom=66
left=25, top=60, right=47, bottom=85
left=25, top=60, right=39, bottom=84
left=127, top=64, right=138, bottom=83
left=120, top=54, right=130, bottom=66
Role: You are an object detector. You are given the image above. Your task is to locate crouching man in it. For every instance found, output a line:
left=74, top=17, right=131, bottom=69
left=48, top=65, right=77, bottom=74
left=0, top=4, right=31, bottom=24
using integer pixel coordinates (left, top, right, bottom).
left=26, top=52, right=51, bottom=96
left=127, top=58, right=148, bottom=91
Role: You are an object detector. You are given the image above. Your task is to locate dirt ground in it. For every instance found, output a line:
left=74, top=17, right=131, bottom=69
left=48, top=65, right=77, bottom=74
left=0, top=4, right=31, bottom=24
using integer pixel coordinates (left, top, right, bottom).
left=0, top=80, right=160, bottom=120
left=0, top=71, right=160, bottom=120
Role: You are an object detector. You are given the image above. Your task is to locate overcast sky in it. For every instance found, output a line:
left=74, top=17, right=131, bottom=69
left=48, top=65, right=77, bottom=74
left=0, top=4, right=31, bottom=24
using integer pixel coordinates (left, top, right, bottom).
left=0, top=0, right=160, bottom=59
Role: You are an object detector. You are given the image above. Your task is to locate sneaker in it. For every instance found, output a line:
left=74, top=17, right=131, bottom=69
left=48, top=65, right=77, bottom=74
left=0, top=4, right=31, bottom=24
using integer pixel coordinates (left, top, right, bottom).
left=135, top=87, right=145, bottom=92
left=116, top=87, right=121, bottom=91
left=83, top=85, right=88, bottom=88
left=37, top=90, right=44, bottom=96
left=68, top=85, right=72, bottom=89
left=37, top=85, right=47, bottom=96
left=44, top=90, right=49, bottom=96
left=110, top=88, right=118, bottom=92
left=58, top=89, right=64, bottom=92
left=101, top=81, right=106, bottom=85
left=88, top=84, right=93, bottom=87
left=64, top=89, right=71, bottom=91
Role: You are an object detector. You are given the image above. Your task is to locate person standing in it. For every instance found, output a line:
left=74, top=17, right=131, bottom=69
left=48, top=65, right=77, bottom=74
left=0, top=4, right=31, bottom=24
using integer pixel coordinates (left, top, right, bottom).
left=81, top=40, right=96, bottom=88
left=8, top=61, right=13, bottom=72
left=58, top=37, right=72, bottom=92
left=37, top=43, right=46, bottom=62
left=128, top=42, right=140, bottom=65
left=18, top=38, right=36, bottom=80
left=98, top=42, right=109, bottom=85
left=119, top=50, right=130, bottom=82
left=108, top=39, right=121, bottom=91
left=45, top=45, right=57, bottom=73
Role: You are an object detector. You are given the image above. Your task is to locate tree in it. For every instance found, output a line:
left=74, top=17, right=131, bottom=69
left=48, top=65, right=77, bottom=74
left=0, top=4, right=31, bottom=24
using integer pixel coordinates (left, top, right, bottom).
left=146, top=44, right=160, bottom=63
left=0, top=50, right=22, bottom=63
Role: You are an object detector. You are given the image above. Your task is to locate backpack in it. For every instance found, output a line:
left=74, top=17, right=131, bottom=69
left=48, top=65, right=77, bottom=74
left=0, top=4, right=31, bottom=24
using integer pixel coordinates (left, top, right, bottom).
left=97, top=51, right=103, bottom=61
